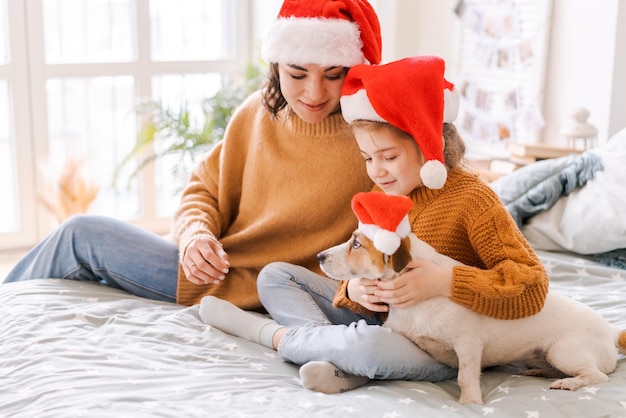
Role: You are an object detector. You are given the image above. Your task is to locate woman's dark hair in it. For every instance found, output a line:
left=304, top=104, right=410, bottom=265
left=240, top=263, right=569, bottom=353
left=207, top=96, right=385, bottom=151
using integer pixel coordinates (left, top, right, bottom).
left=262, top=63, right=286, bottom=118
left=350, top=120, right=466, bottom=169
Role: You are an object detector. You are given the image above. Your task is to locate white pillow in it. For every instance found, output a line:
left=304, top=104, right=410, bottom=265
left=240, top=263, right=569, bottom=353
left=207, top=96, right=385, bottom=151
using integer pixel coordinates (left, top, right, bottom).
left=522, top=127, right=626, bottom=254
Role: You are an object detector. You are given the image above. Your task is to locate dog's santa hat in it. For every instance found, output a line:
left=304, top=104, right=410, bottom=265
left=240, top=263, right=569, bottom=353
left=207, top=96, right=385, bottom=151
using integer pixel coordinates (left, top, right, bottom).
left=351, top=192, right=413, bottom=256
left=341, top=55, right=459, bottom=189
left=261, top=0, right=382, bottom=67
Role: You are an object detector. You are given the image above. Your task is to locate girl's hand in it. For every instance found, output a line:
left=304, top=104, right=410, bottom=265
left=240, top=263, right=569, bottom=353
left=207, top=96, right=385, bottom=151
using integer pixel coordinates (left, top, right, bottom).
left=374, top=259, right=453, bottom=308
left=347, top=278, right=389, bottom=313
left=183, top=236, right=230, bottom=285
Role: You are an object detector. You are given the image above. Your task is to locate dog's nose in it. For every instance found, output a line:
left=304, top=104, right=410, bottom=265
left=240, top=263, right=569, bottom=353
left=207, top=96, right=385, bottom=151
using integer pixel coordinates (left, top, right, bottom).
left=317, top=252, right=326, bottom=263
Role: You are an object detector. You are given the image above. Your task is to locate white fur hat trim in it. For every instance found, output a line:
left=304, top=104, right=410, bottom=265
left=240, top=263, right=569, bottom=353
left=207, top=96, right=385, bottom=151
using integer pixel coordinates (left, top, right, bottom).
left=443, top=88, right=460, bottom=123
left=262, top=18, right=364, bottom=67
left=340, top=89, right=384, bottom=124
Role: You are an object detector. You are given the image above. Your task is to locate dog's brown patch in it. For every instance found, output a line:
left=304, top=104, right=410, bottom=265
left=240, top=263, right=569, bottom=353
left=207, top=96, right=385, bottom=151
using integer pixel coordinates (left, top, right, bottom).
left=351, top=231, right=386, bottom=275
left=618, top=331, right=626, bottom=351
left=392, top=237, right=412, bottom=273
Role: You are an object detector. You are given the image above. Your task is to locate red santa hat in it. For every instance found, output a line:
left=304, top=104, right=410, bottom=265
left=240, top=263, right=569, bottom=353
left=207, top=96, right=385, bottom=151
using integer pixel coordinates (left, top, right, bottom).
left=262, top=0, right=382, bottom=67
left=340, top=56, right=459, bottom=189
left=351, top=192, right=413, bottom=256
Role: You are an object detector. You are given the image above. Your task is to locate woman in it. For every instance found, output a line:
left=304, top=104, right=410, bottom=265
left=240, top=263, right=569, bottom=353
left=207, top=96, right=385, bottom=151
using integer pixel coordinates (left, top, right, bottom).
left=4, top=0, right=383, bottom=311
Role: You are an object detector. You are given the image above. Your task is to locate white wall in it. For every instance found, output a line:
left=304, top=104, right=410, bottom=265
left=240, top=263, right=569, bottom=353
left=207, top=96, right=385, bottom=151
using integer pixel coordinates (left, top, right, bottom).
left=377, top=0, right=461, bottom=79
left=543, top=0, right=623, bottom=145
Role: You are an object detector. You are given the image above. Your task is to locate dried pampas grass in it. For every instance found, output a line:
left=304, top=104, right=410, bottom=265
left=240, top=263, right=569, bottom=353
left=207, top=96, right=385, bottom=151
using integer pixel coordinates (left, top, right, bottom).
left=39, top=155, right=100, bottom=223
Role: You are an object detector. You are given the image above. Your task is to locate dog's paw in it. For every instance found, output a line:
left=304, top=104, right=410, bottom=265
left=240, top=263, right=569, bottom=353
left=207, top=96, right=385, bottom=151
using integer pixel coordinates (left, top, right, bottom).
left=458, top=395, right=484, bottom=405
left=550, top=370, right=609, bottom=391
left=549, top=378, right=578, bottom=391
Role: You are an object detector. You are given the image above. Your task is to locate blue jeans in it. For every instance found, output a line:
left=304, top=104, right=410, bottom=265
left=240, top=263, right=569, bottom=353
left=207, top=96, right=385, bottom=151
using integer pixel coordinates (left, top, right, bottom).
left=258, top=262, right=457, bottom=382
left=4, top=215, right=179, bottom=302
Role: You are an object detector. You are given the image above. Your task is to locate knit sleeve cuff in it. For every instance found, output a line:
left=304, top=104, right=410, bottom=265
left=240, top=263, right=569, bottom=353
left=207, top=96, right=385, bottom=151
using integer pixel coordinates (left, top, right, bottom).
left=449, top=266, right=479, bottom=310
left=177, top=221, right=219, bottom=263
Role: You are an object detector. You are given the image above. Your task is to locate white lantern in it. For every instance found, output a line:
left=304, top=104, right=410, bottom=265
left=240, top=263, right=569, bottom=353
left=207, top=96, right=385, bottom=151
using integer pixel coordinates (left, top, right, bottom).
left=559, top=107, right=598, bottom=150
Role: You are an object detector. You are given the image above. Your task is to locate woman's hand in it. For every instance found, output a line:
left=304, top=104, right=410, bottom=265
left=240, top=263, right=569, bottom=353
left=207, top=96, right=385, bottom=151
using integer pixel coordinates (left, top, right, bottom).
left=182, top=236, right=230, bottom=285
left=374, top=259, right=453, bottom=308
left=347, top=278, right=389, bottom=313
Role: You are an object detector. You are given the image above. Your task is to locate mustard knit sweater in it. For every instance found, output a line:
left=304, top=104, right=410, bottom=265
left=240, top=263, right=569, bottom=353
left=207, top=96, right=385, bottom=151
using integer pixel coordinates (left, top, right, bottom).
left=172, top=91, right=373, bottom=308
left=333, top=168, right=549, bottom=321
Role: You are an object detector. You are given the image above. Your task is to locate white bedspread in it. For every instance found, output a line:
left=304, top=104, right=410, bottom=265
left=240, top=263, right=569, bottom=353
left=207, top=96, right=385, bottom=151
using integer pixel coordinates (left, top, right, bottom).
left=1, top=250, right=625, bottom=417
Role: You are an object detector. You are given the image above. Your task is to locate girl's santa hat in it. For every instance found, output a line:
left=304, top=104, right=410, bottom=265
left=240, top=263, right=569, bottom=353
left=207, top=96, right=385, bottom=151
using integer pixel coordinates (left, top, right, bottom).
left=341, top=56, right=460, bottom=189
left=351, top=192, right=413, bottom=256
left=262, top=0, right=382, bottom=67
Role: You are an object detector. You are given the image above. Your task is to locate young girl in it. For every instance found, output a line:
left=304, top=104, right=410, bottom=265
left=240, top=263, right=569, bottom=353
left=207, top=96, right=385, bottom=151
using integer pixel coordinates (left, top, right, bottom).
left=5, top=0, right=382, bottom=310
left=200, top=56, right=549, bottom=394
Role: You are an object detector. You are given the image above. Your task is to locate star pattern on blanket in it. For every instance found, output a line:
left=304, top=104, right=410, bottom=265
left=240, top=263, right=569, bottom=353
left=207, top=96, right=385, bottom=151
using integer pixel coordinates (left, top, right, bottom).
left=297, top=400, right=315, bottom=410
left=488, top=396, right=505, bottom=404
left=2, top=275, right=624, bottom=417
left=223, top=342, right=239, bottom=351
left=497, top=385, right=510, bottom=394
left=340, top=406, right=357, bottom=413
left=233, top=376, right=249, bottom=385
left=249, top=362, right=267, bottom=371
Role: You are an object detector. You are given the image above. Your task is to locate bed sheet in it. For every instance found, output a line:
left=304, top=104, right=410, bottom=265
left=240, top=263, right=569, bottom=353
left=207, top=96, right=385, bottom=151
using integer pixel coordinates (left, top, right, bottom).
left=1, top=250, right=625, bottom=418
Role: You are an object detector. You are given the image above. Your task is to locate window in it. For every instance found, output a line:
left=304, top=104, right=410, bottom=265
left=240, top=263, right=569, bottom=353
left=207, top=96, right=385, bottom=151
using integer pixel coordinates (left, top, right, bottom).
left=0, top=0, right=251, bottom=250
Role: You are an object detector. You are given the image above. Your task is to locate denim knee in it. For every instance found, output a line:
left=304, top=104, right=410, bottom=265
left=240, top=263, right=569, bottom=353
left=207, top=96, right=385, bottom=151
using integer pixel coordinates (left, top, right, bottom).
left=58, top=214, right=105, bottom=237
left=257, top=262, right=295, bottom=301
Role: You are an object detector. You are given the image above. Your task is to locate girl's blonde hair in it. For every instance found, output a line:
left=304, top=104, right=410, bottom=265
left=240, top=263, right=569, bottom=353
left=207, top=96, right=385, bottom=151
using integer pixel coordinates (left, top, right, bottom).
left=350, top=120, right=466, bottom=169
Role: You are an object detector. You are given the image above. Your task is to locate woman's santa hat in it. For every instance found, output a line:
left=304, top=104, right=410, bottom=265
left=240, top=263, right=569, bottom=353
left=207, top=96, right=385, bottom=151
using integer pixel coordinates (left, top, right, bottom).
left=340, top=56, right=460, bottom=189
left=262, top=0, right=382, bottom=67
left=351, top=192, right=413, bottom=256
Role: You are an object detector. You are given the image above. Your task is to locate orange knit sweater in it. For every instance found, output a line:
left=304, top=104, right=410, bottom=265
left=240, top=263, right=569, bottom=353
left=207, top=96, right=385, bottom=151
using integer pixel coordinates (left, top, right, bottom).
left=333, top=168, right=549, bottom=321
left=172, top=91, right=373, bottom=308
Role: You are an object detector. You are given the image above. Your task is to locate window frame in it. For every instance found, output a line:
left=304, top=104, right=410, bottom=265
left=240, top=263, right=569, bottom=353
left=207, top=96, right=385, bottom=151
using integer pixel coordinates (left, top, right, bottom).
left=0, top=0, right=252, bottom=250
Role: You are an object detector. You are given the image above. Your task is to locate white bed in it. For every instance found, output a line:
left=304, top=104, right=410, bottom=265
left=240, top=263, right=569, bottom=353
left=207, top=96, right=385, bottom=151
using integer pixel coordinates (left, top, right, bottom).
left=3, top=130, right=626, bottom=417
left=1, top=249, right=625, bottom=418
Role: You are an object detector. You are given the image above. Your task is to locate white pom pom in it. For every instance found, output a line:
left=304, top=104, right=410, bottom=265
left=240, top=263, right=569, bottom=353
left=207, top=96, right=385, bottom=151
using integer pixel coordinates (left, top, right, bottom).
left=421, top=160, right=447, bottom=189
left=374, top=229, right=401, bottom=255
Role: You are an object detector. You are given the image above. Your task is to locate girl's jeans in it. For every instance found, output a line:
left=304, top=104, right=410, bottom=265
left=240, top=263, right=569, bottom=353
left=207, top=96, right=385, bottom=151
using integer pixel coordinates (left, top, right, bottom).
left=4, top=214, right=178, bottom=302
left=258, top=262, right=457, bottom=382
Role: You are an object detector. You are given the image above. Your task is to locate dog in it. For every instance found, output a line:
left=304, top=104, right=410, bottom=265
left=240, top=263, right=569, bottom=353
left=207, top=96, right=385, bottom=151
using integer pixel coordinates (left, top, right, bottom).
left=317, top=230, right=626, bottom=404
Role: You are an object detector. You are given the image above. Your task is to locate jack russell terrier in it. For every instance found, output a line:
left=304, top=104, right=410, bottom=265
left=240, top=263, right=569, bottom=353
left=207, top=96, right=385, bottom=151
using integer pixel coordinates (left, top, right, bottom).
left=317, top=195, right=626, bottom=404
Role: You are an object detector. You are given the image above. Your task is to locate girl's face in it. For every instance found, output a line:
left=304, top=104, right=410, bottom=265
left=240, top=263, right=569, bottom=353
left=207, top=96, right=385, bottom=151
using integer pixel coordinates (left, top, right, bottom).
left=278, top=63, right=346, bottom=124
left=354, top=125, right=424, bottom=196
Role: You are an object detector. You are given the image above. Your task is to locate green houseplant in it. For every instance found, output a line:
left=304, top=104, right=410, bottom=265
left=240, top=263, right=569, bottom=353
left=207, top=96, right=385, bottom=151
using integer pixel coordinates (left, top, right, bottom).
left=113, top=62, right=266, bottom=190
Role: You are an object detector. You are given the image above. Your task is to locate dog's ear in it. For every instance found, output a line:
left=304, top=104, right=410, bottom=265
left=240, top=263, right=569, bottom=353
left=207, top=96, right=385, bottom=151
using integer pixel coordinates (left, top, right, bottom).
left=391, top=237, right=412, bottom=273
